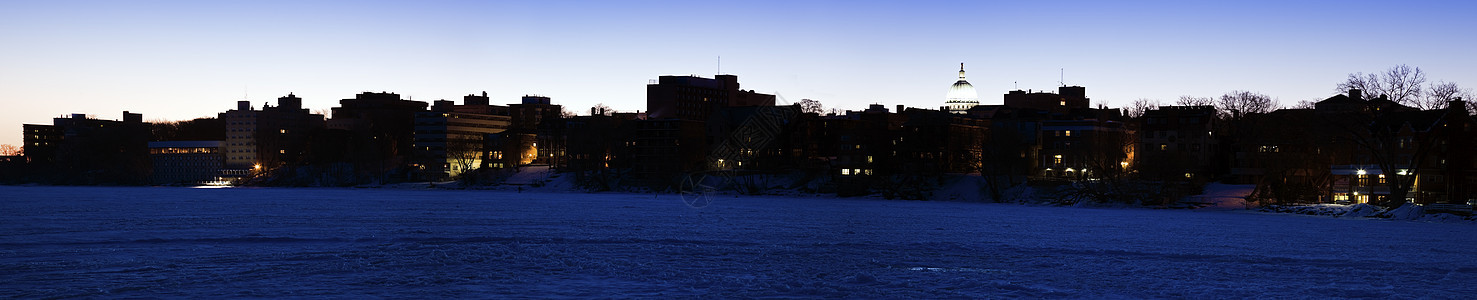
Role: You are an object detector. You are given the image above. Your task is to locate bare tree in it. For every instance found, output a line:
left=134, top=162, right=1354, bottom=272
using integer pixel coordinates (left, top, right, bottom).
left=0, top=144, right=20, bottom=156
left=445, top=135, right=483, bottom=178
left=1291, top=99, right=1319, bottom=109
left=1322, top=108, right=1436, bottom=208
left=1420, top=81, right=1474, bottom=110
left=798, top=99, right=824, bottom=114
left=1176, top=95, right=1214, bottom=106
left=1216, top=90, right=1275, bottom=120
left=1125, top=98, right=1160, bottom=118
left=1336, top=65, right=1427, bottom=105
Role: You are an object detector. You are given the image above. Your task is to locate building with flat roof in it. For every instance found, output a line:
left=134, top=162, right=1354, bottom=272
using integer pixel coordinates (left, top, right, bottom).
left=149, top=141, right=224, bottom=185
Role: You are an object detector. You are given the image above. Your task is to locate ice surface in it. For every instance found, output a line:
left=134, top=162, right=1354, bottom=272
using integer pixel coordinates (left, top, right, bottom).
left=3, top=185, right=1476, bottom=298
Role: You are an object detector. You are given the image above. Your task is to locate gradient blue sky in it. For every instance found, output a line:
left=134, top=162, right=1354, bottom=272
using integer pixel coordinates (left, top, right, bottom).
left=3, top=0, right=1475, bottom=147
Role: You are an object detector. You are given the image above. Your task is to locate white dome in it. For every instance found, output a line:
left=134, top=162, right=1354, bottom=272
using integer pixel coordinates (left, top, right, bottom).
left=945, top=63, right=979, bottom=113
left=948, top=80, right=978, bottom=100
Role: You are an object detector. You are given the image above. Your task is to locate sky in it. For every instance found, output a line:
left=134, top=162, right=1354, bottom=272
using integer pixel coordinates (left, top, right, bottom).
left=2, top=0, right=1475, bottom=147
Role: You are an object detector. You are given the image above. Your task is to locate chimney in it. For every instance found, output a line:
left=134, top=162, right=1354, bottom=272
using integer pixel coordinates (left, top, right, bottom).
left=1450, top=97, right=1467, bottom=115
left=237, top=100, right=251, bottom=111
left=1349, top=89, right=1363, bottom=100
left=591, top=107, right=597, bottom=115
left=897, top=105, right=905, bottom=113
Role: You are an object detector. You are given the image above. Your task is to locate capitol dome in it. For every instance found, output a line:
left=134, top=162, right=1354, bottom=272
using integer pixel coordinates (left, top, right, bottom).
left=945, top=63, right=979, bottom=114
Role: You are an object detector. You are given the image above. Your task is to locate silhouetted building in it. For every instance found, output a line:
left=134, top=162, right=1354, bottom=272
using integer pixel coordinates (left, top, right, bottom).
left=219, top=93, right=326, bottom=177
left=636, top=74, right=784, bottom=184
left=1139, top=105, right=1221, bottom=181
left=1003, top=86, right=1090, bottom=114
left=1039, top=111, right=1131, bottom=179
left=149, top=141, right=224, bottom=185
left=326, top=92, right=428, bottom=177
left=489, top=95, right=562, bottom=167
left=20, top=112, right=150, bottom=184
left=646, top=74, right=776, bottom=121
left=900, top=107, right=988, bottom=173
left=631, top=119, right=705, bottom=182
left=561, top=112, right=641, bottom=188
left=21, top=124, right=62, bottom=166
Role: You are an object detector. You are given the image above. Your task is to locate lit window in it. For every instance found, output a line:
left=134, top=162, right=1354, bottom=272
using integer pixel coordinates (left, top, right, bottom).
left=1053, top=155, right=1062, bottom=164
left=1064, top=130, right=1072, bottom=137
left=841, top=169, right=851, bottom=175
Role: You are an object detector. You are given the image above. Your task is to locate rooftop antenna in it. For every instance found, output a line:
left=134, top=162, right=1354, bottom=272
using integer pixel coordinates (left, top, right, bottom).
left=717, top=56, right=721, bottom=75
left=1014, top=81, right=1018, bottom=90
left=1059, top=68, right=1065, bottom=87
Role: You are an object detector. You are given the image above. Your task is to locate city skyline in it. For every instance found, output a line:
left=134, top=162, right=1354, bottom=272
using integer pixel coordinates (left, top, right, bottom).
left=4, top=0, right=1476, bottom=147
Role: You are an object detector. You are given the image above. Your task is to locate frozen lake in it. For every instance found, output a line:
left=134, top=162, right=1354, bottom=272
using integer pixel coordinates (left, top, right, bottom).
left=2, top=185, right=1475, bottom=298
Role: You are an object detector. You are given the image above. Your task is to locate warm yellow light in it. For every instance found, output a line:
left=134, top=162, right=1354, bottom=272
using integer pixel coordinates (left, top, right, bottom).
left=1356, top=169, right=1367, bottom=175
left=253, top=164, right=261, bottom=170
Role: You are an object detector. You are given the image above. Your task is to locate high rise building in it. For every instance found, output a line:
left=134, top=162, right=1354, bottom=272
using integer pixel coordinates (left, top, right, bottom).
left=327, top=92, right=429, bottom=172
left=219, top=93, right=326, bottom=173
left=645, top=74, right=775, bottom=121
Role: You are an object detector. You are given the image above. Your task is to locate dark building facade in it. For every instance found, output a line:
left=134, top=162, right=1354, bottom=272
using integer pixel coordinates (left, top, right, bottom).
left=21, top=112, right=151, bottom=184
left=646, top=74, right=776, bottom=121
left=1003, top=86, right=1090, bottom=114
left=326, top=92, right=429, bottom=177
left=149, top=140, right=224, bottom=185
left=220, top=93, right=326, bottom=175
left=1139, top=105, right=1221, bottom=181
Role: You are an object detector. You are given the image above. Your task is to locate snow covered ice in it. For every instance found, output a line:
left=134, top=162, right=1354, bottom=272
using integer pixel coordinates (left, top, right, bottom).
left=3, top=186, right=1476, bottom=298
